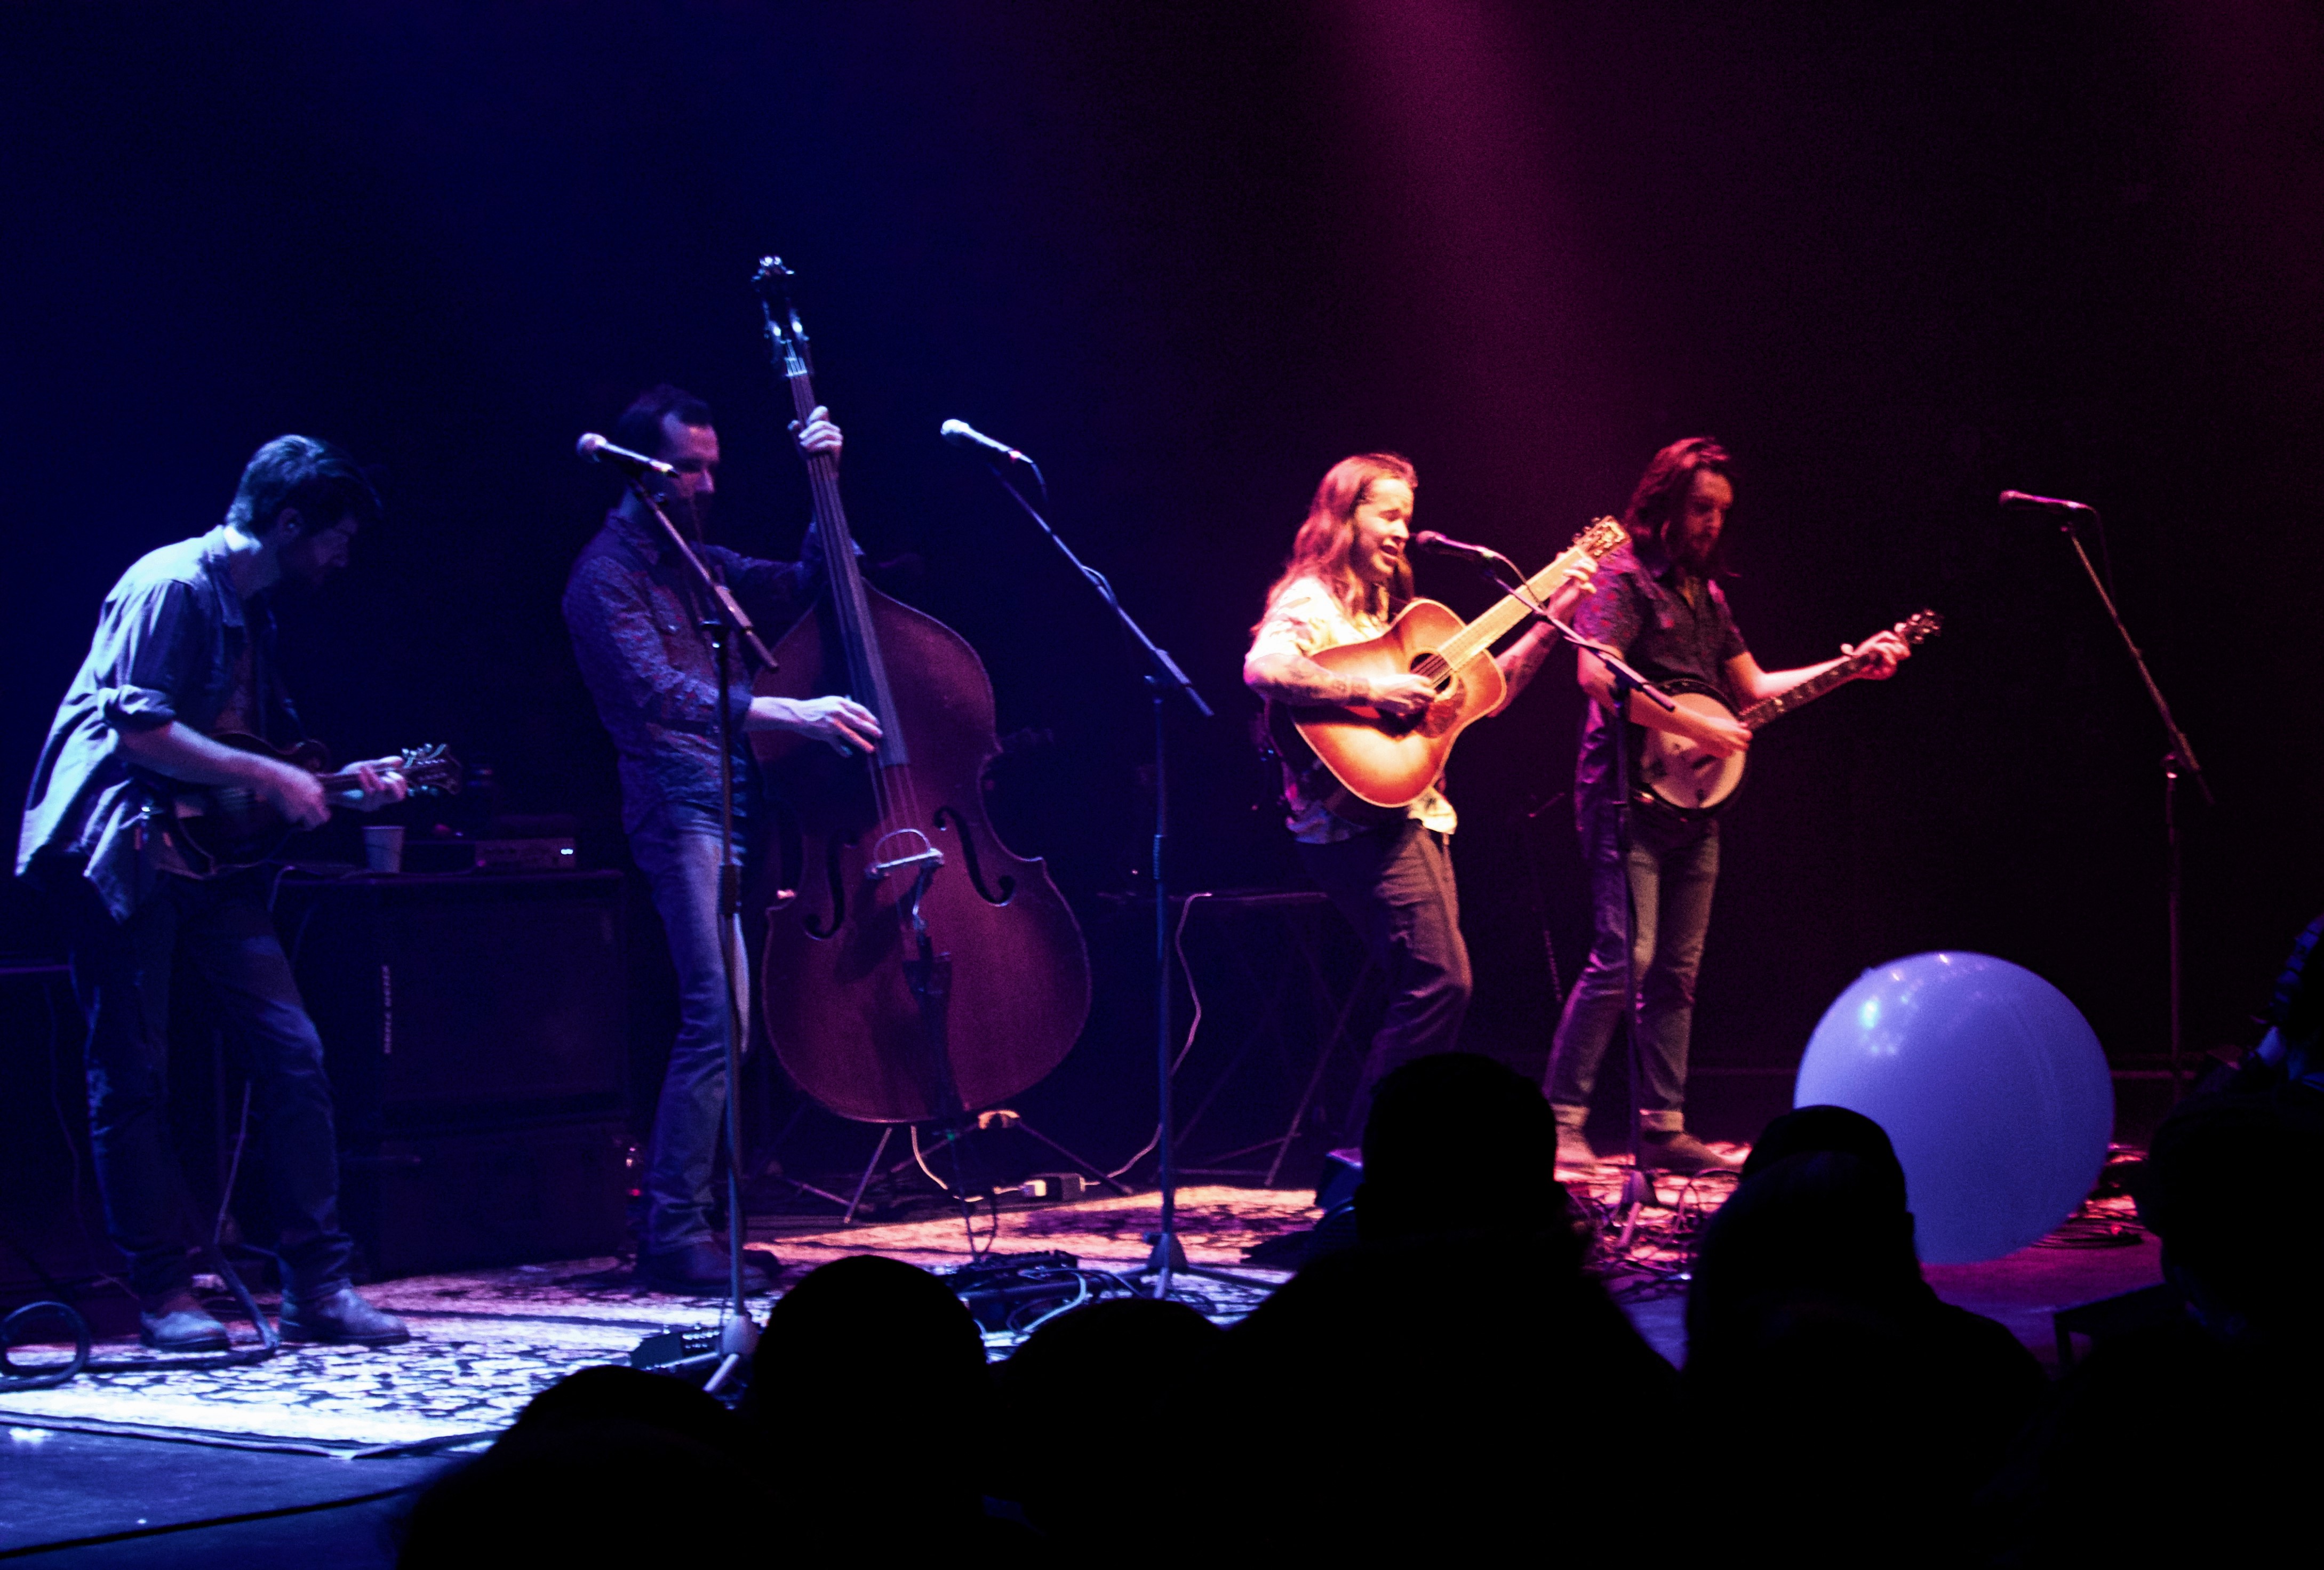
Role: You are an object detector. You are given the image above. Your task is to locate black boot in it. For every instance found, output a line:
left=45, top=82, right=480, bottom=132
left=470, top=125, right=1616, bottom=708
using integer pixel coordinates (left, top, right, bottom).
left=139, top=1287, right=230, bottom=1351
left=636, top=1240, right=771, bottom=1294
left=279, top=1285, right=411, bottom=1346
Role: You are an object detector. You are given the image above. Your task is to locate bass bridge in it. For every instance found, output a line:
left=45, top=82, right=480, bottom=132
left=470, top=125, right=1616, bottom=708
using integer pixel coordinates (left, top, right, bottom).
left=865, top=828, right=945, bottom=884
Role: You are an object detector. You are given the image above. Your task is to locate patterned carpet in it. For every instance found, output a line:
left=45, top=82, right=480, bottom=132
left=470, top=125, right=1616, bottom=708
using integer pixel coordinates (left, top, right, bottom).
left=0, top=1186, right=1309, bottom=1456
left=0, top=1315, right=641, bottom=1456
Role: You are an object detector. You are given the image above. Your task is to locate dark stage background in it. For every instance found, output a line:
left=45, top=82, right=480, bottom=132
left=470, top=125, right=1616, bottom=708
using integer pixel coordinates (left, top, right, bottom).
left=5, top=2, right=2320, bottom=1171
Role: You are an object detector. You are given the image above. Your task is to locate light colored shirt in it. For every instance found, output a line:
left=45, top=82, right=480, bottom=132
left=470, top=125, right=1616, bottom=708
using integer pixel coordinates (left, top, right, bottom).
left=1249, top=575, right=1457, bottom=845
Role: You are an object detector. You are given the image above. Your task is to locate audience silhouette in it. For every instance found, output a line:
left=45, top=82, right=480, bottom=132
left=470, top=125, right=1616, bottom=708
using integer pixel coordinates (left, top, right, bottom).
left=992, top=1296, right=1222, bottom=1548
left=1684, top=1110, right=2043, bottom=1563
left=1175, top=1053, right=1674, bottom=1562
left=398, top=1366, right=749, bottom=1566
left=1979, top=1090, right=2324, bottom=1564
left=398, top=918, right=2324, bottom=1570
left=739, top=1253, right=1025, bottom=1555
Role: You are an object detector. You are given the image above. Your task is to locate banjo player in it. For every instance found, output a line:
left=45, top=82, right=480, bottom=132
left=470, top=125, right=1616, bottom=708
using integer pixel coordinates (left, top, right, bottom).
left=1542, top=437, right=1911, bottom=1174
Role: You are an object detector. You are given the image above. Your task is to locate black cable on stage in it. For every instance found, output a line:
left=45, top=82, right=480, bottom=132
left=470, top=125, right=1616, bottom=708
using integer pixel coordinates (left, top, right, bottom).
left=1, top=1301, right=91, bottom=1391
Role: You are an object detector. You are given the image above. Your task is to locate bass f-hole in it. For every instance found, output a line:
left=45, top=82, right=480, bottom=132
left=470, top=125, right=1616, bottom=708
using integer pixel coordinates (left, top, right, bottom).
left=934, top=805, right=1016, bottom=906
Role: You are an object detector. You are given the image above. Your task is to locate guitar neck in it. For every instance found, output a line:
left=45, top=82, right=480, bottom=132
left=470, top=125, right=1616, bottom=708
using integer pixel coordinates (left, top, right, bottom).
left=1433, top=542, right=1599, bottom=671
left=1737, top=655, right=1867, bottom=730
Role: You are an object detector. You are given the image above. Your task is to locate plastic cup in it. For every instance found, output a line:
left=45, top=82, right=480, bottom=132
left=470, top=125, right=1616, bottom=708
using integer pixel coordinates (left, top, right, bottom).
left=362, top=824, right=406, bottom=874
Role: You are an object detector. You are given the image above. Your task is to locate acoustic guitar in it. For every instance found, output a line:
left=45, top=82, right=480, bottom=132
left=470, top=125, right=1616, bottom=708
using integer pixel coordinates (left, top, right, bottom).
left=1268, top=517, right=1628, bottom=813
left=1634, top=608, right=1942, bottom=818
left=168, top=732, right=461, bottom=875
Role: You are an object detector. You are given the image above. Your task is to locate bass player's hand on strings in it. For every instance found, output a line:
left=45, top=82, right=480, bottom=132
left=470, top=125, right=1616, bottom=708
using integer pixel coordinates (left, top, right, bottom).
left=790, top=405, right=843, bottom=464
left=748, top=694, right=883, bottom=755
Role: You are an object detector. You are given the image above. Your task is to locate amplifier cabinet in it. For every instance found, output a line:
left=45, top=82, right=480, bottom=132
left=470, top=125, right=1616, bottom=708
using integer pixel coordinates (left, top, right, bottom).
left=278, top=870, right=628, bottom=1134
left=345, top=1116, right=631, bottom=1279
left=272, top=871, right=632, bottom=1277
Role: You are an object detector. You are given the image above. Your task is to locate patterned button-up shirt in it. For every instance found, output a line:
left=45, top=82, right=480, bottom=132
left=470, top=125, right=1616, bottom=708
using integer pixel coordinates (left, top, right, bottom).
left=18, top=527, right=300, bottom=920
left=562, top=510, right=822, bottom=834
left=1572, top=536, right=1750, bottom=818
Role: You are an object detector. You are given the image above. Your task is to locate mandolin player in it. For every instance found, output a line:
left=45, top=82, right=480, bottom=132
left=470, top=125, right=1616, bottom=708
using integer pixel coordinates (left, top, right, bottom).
left=17, top=436, right=413, bottom=1350
left=1543, top=437, right=1909, bottom=1173
left=1245, top=453, right=1595, bottom=1134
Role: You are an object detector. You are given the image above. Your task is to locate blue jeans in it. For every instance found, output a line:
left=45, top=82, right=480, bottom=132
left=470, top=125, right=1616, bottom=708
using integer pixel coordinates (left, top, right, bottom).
left=626, top=804, right=749, bottom=1256
left=1544, top=805, right=1720, bottom=1129
left=55, top=865, right=353, bottom=1302
left=1297, top=819, right=1474, bottom=1137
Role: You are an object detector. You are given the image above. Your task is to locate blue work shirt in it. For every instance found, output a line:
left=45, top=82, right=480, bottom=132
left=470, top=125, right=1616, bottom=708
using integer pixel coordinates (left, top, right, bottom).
left=1572, top=535, right=1750, bottom=819
left=18, top=526, right=300, bottom=921
left=562, top=510, right=824, bottom=835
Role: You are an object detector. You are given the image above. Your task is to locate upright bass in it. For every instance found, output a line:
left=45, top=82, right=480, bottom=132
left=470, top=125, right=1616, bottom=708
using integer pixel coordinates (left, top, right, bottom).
left=746, top=258, right=1091, bottom=1125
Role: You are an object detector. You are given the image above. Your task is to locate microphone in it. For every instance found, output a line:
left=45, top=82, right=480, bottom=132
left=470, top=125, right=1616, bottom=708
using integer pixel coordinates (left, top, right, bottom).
left=940, top=419, right=1032, bottom=466
left=1998, top=488, right=2094, bottom=514
left=577, top=432, right=677, bottom=478
left=1411, top=530, right=1510, bottom=566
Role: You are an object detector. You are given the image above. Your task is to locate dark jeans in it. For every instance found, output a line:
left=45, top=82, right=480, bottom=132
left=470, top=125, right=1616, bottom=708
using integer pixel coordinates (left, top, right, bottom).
left=1544, top=804, right=1720, bottom=1129
left=626, top=803, right=749, bottom=1256
left=55, top=866, right=353, bottom=1302
left=1297, top=819, right=1474, bottom=1136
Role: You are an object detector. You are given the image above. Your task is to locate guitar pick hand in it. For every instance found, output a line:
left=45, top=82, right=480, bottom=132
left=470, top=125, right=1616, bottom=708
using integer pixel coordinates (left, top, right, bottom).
left=254, top=760, right=331, bottom=830
left=1369, top=673, right=1439, bottom=718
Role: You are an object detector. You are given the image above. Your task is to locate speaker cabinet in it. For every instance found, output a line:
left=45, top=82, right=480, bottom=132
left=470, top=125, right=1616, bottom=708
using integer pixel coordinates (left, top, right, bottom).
left=348, top=1117, right=631, bottom=1279
left=275, top=871, right=632, bottom=1276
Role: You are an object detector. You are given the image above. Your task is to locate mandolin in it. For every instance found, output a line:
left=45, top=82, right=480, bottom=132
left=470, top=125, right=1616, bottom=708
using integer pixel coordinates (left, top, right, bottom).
left=1268, top=517, right=1628, bottom=813
left=166, top=732, right=461, bottom=875
left=1634, top=608, right=1942, bottom=818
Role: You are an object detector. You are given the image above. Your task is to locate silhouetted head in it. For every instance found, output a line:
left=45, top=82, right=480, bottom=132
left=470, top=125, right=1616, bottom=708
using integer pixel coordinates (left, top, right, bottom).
left=400, top=1419, right=747, bottom=1567
left=1356, top=1052, right=1572, bottom=1250
left=749, top=1254, right=987, bottom=1425
left=742, top=1255, right=992, bottom=1539
left=1743, top=1104, right=1910, bottom=1214
left=2136, top=1092, right=2324, bottom=1349
left=1688, top=1149, right=1924, bottom=1373
left=506, top=1364, right=740, bottom=1458
left=995, top=1297, right=1223, bottom=1541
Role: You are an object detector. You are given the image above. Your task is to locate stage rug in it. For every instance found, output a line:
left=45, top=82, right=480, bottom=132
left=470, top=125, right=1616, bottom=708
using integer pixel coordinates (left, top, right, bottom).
left=0, top=1186, right=1311, bottom=1457
left=0, top=1314, right=645, bottom=1459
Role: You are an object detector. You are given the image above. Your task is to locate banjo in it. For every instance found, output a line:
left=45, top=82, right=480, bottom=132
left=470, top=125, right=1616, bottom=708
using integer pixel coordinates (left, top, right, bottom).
left=1633, top=608, right=1942, bottom=817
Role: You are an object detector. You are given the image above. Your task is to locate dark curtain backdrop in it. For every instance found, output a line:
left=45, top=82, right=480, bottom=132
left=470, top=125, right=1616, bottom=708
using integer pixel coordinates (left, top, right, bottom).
left=5, top=2, right=2319, bottom=1150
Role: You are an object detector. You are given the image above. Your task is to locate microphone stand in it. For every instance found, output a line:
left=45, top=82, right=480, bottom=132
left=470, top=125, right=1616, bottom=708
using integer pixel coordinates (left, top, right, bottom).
left=1472, top=552, right=1678, bottom=1233
left=971, top=461, right=1273, bottom=1299
left=2034, top=503, right=2212, bottom=1090
left=619, top=475, right=773, bottom=1386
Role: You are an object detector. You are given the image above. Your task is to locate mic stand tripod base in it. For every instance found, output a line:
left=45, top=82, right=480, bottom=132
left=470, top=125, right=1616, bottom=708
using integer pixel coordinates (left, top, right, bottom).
left=1612, top=1165, right=1660, bottom=1253
left=1128, top=1229, right=1281, bottom=1300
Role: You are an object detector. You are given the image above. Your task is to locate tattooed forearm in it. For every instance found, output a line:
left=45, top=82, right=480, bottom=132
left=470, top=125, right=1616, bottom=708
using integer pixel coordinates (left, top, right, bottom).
left=1244, top=653, right=1370, bottom=708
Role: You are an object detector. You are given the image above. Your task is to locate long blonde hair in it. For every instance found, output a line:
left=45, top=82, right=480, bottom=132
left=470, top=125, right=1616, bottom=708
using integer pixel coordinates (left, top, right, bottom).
left=1257, top=452, right=1417, bottom=629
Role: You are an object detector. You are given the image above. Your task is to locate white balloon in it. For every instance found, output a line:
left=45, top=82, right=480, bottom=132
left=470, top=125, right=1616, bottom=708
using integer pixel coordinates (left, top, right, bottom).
left=1794, top=952, right=2114, bottom=1264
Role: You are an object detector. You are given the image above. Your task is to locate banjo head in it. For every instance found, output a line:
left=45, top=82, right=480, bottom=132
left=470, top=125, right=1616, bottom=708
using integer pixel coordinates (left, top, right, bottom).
left=1634, top=682, right=1745, bottom=813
